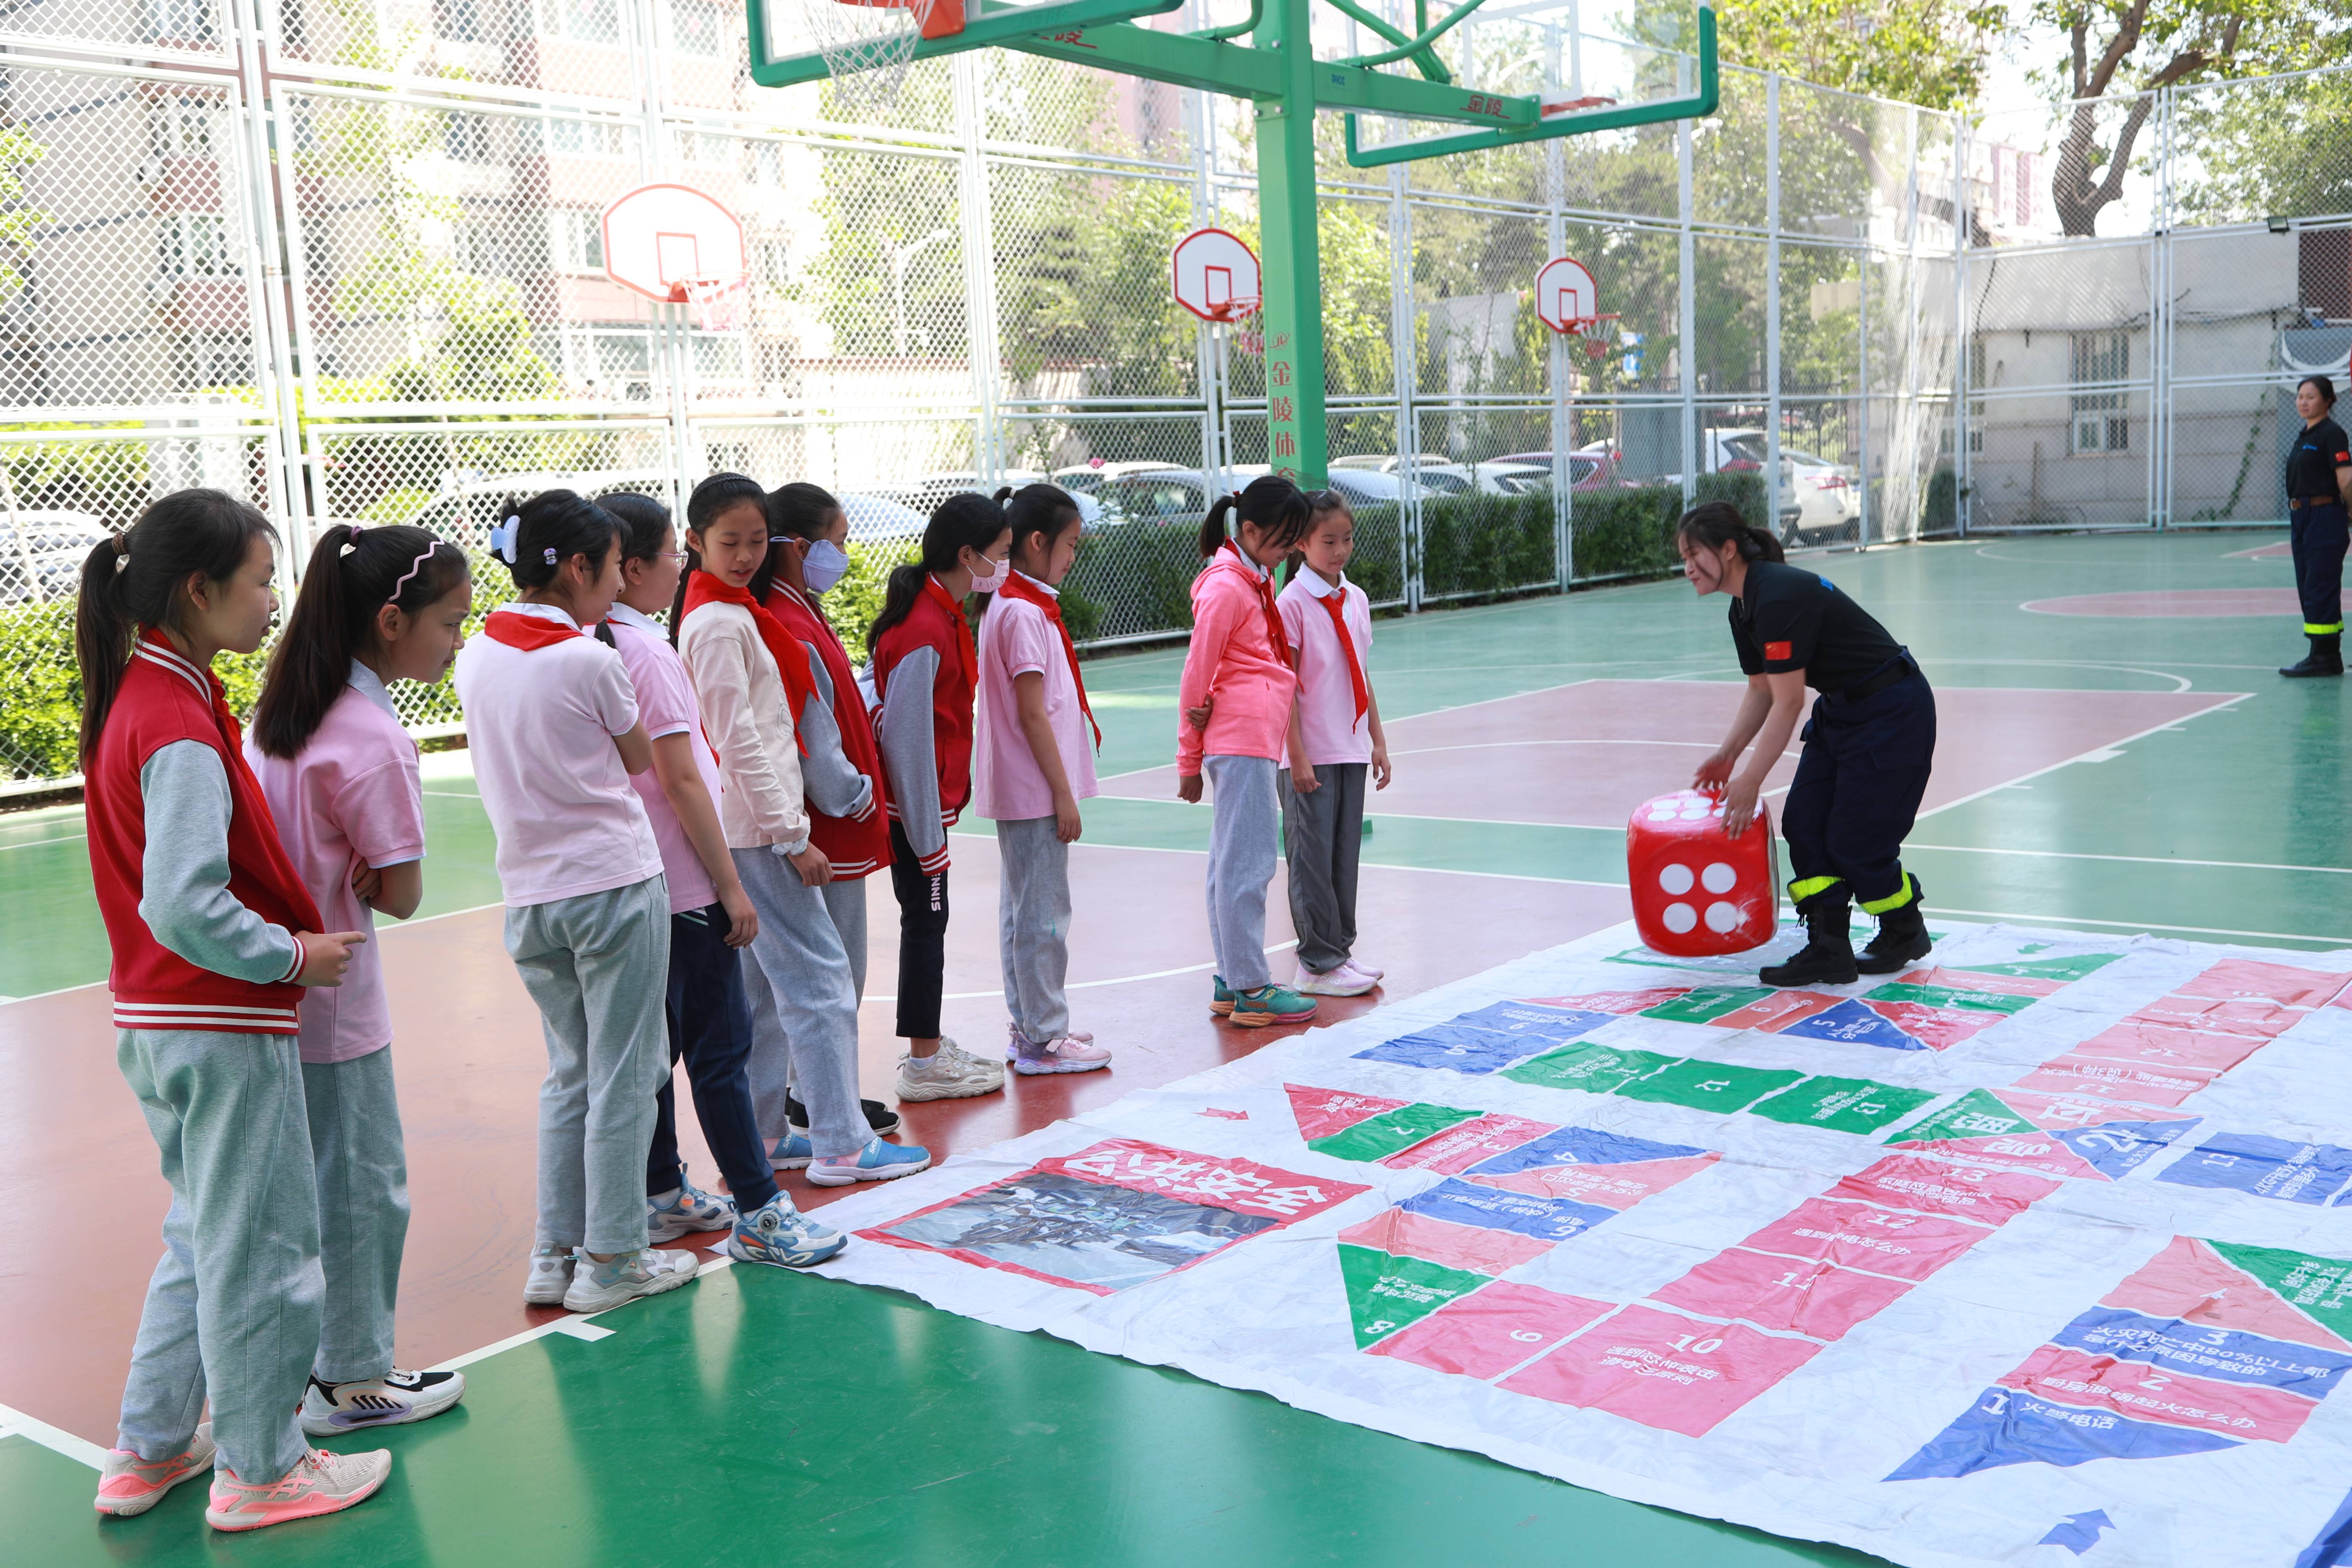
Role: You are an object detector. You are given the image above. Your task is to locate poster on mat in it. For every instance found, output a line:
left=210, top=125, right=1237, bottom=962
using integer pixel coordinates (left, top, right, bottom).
left=808, top=920, right=2352, bottom=1568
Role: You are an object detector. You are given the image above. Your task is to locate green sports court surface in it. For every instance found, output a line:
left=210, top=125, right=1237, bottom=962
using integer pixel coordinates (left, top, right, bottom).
left=3, top=531, right=2344, bottom=1565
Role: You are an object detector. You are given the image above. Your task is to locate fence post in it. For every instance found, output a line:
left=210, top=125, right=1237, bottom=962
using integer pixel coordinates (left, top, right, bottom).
left=233, top=0, right=309, bottom=564
left=1765, top=73, right=1781, bottom=545
left=955, top=55, right=1004, bottom=482
left=1390, top=159, right=1421, bottom=611
left=1676, top=66, right=1696, bottom=508
left=1954, top=111, right=1970, bottom=537
left=2150, top=86, right=2174, bottom=531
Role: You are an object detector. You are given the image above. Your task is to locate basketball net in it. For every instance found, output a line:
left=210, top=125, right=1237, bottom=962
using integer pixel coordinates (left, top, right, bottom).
left=677, top=275, right=750, bottom=333
left=1559, top=312, right=1621, bottom=360
left=795, top=0, right=943, bottom=114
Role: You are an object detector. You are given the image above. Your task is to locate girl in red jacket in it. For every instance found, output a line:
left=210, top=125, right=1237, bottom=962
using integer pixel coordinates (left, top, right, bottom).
left=76, top=489, right=388, bottom=1533
left=1175, top=476, right=1317, bottom=1028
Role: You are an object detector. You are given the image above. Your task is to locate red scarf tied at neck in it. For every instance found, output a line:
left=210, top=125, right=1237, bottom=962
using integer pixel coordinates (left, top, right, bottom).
left=684, top=570, right=814, bottom=754
left=924, top=573, right=980, bottom=692
left=483, top=608, right=582, bottom=651
left=1220, top=541, right=1289, bottom=662
left=1313, top=584, right=1369, bottom=723
left=998, top=572, right=1101, bottom=750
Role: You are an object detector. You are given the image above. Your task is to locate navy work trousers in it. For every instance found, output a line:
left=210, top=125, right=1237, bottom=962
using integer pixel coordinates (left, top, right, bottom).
left=647, top=903, right=780, bottom=1213
left=2291, top=502, right=2349, bottom=634
left=1779, top=670, right=1936, bottom=909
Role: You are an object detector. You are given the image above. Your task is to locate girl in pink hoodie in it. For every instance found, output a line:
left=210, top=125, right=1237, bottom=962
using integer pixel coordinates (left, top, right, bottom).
left=1175, top=475, right=1317, bottom=1027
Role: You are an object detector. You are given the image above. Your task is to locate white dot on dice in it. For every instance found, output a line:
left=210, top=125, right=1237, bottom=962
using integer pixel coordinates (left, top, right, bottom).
left=1658, top=863, right=1696, bottom=895
left=1662, top=902, right=1698, bottom=933
left=1704, top=900, right=1741, bottom=932
left=1701, top=862, right=1736, bottom=894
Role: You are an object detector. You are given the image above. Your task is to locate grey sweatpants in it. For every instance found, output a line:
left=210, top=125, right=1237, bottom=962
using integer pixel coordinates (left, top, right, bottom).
left=736, top=848, right=868, bottom=1159
left=1204, top=753, right=1280, bottom=992
left=1283, top=761, right=1367, bottom=976
left=304, top=1048, right=407, bottom=1384
left=116, top=1027, right=321, bottom=1483
left=505, top=875, right=670, bottom=1256
left=997, top=816, right=1072, bottom=1044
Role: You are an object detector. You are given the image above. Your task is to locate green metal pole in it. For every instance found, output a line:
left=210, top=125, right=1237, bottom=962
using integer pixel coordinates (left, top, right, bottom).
left=1253, top=0, right=1326, bottom=486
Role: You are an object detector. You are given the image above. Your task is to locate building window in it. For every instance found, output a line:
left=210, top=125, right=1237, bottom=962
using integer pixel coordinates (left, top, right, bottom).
left=750, top=140, right=784, bottom=187
left=443, top=113, right=493, bottom=163
left=437, top=0, right=484, bottom=41
left=541, top=116, right=631, bottom=156
left=149, top=96, right=219, bottom=159
left=2069, top=330, right=2128, bottom=454
left=676, top=128, right=730, bottom=165
left=158, top=214, right=235, bottom=279
left=548, top=208, right=603, bottom=272
left=758, top=237, right=788, bottom=287
left=453, top=223, right=504, bottom=276
left=670, top=0, right=723, bottom=56
left=148, top=0, right=217, bottom=45
left=539, top=0, right=619, bottom=43
left=1966, top=338, right=1986, bottom=453
left=179, top=331, right=247, bottom=387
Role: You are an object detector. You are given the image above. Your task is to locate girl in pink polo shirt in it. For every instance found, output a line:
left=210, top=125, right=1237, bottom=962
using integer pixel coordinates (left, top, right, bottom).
left=248, top=523, right=473, bottom=1438
left=1174, top=475, right=1316, bottom=1028
left=1277, top=492, right=1392, bottom=998
left=974, top=483, right=1112, bottom=1074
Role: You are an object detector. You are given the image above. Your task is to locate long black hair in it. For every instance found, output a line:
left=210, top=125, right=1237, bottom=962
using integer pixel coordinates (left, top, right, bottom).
left=1675, top=499, right=1784, bottom=564
left=868, top=491, right=1009, bottom=650
left=493, top=488, right=623, bottom=591
left=1200, top=474, right=1310, bottom=560
left=252, top=524, right=469, bottom=758
left=2300, top=374, right=2337, bottom=409
left=668, top=473, right=770, bottom=643
left=761, top=480, right=843, bottom=603
left=74, top=488, right=278, bottom=769
left=986, top=482, right=1082, bottom=616
left=594, top=491, right=671, bottom=649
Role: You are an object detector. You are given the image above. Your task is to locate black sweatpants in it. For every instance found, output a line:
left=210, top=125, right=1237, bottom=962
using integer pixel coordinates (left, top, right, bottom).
left=648, top=903, right=780, bottom=1213
left=2291, top=502, right=2349, bottom=634
left=1780, top=669, right=1936, bottom=911
left=888, top=818, right=949, bottom=1039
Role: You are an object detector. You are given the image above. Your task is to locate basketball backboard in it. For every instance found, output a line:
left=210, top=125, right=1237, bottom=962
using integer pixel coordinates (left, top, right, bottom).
left=1534, top=256, right=1599, bottom=333
left=1173, top=228, right=1261, bottom=322
left=601, top=184, right=747, bottom=305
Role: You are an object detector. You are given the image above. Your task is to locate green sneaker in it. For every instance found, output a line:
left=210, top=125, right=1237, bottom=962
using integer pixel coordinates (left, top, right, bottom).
left=1230, top=983, right=1317, bottom=1028
left=1210, top=975, right=1235, bottom=1016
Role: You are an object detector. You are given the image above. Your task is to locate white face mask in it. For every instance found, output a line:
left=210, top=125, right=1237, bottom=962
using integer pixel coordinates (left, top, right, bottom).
left=802, top=539, right=850, bottom=596
left=967, top=551, right=1010, bottom=595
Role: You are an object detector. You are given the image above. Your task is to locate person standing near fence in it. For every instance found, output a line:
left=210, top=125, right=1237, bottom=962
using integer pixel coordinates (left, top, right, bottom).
left=2280, top=374, right=2352, bottom=680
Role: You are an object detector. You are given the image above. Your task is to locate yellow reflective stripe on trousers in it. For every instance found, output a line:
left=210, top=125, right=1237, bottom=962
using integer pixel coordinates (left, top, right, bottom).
left=1788, top=876, right=1842, bottom=903
left=1859, top=873, right=1919, bottom=916
left=2305, top=622, right=2344, bottom=635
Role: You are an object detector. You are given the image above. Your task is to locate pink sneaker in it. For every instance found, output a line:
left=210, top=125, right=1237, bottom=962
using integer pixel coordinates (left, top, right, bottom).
left=95, top=1423, right=215, bottom=1516
left=205, top=1446, right=391, bottom=1532
left=1011, top=1032, right=1112, bottom=1075
left=1348, top=956, right=1385, bottom=980
left=1004, top=1027, right=1094, bottom=1060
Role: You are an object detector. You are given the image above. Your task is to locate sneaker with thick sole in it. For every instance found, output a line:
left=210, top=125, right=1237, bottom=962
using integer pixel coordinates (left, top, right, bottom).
left=646, top=1179, right=736, bottom=1243
left=785, top=1092, right=901, bottom=1137
left=1229, top=983, right=1318, bottom=1027
left=1011, top=1030, right=1113, bottom=1075
left=298, top=1369, right=466, bottom=1436
left=521, top=1242, right=573, bottom=1305
left=95, top=1423, right=215, bottom=1517
left=1348, top=956, right=1386, bottom=981
left=766, top=1133, right=812, bottom=1170
left=205, top=1447, right=390, bottom=1533
left=560, top=1247, right=701, bottom=1313
left=1294, top=964, right=1375, bottom=997
left=806, top=1137, right=934, bottom=1186
left=724, top=1192, right=849, bottom=1267
left=1210, top=976, right=1235, bottom=1016
left=1004, top=1026, right=1096, bottom=1060
left=896, top=1038, right=1004, bottom=1102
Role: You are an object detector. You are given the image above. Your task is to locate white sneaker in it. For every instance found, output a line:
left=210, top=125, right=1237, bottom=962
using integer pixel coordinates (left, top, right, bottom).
left=298, top=1369, right=466, bottom=1436
left=205, top=1446, right=390, bottom=1532
left=560, top=1247, right=701, bottom=1312
left=95, top=1423, right=214, bottom=1516
left=1295, top=962, right=1375, bottom=997
left=522, top=1242, right=573, bottom=1305
left=1348, top=956, right=1385, bottom=981
left=646, top=1179, right=736, bottom=1242
left=897, top=1037, right=1005, bottom=1101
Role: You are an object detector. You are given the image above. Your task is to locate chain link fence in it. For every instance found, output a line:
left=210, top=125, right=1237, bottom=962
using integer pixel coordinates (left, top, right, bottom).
left=1, top=0, right=2349, bottom=784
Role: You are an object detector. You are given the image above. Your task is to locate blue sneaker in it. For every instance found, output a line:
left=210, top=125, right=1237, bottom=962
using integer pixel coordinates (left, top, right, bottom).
left=805, top=1137, right=934, bottom=1187
left=724, top=1193, right=847, bottom=1268
left=1210, top=975, right=1234, bottom=1016
left=766, top=1133, right=812, bottom=1171
left=646, top=1178, right=735, bottom=1243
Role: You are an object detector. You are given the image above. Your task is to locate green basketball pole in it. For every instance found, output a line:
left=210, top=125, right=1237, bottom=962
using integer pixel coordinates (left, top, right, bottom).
left=748, top=0, right=1718, bottom=485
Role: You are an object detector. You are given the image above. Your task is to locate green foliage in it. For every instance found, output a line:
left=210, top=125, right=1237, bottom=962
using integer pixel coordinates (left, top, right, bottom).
left=1065, top=524, right=1203, bottom=638
left=1717, top=0, right=2004, bottom=110
left=0, top=120, right=49, bottom=306
left=2174, top=67, right=2352, bottom=224
left=0, top=600, right=77, bottom=780
left=826, top=537, right=919, bottom=664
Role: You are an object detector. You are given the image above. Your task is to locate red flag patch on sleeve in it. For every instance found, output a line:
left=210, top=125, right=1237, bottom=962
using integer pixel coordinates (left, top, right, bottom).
left=2334, top=449, right=2349, bottom=464
left=1764, top=640, right=1793, bottom=661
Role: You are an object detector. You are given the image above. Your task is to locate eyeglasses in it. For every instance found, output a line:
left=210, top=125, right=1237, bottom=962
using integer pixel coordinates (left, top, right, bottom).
left=655, top=550, right=687, bottom=562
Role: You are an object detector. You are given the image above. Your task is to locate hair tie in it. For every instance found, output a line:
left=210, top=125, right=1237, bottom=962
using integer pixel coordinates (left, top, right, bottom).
left=384, top=539, right=443, bottom=606
left=542, top=546, right=557, bottom=566
left=114, top=551, right=129, bottom=573
left=111, top=533, right=130, bottom=572
left=487, top=515, right=521, bottom=564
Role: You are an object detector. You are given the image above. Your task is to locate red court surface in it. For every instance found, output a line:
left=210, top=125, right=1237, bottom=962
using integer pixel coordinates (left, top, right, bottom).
left=0, top=838, right=1625, bottom=1446
left=2022, top=588, right=2303, bottom=618
left=1102, top=680, right=2239, bottom=824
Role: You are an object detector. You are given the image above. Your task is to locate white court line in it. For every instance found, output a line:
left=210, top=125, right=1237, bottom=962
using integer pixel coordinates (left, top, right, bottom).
left=0, top=1401, right=108, bottom=1470
left=428, top=1314, right=616, bottom=1374
left=1906, top=843, right=2352, bottom=877
left=870, top=942, right=1301, bottom=1003
left=1914, top=694, right=2250, bottom=820
left=0, top=831, right=84, bottom=853
left=1923, top=905, right=2351, bottom=948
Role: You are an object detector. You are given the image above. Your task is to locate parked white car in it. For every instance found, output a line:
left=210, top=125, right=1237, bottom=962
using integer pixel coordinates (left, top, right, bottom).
left=0, top=510, right=111, bottom=604
left=1712, top=430, right=1860, bottom=539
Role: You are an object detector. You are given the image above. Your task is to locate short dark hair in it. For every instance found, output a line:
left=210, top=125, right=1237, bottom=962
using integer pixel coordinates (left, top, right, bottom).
left=252, top=523, right=469, bottom=758
left=493, top=488, right=623, bottom=591
left=1675, top=499, right=1784, bottom=564
left=1200, top=475, right=1311, bottom=560
left=2300, top=374, right=2337, bottom=408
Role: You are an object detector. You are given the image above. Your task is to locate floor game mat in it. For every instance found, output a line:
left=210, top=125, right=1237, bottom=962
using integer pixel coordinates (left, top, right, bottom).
left=805, top=920, right=2352, bottom=1568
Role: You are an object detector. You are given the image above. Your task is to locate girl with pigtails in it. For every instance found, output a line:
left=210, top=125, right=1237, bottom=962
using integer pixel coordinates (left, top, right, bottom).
left=246, top=521, right=472, bottom=1440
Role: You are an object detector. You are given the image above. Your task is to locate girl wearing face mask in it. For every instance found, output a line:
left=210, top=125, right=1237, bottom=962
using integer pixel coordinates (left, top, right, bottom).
left=866, top=492, right=1014, bottom=1103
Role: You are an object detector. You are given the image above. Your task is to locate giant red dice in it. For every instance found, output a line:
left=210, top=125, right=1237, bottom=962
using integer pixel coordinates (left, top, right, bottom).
left=1626, top=790, right=1779, bottom=956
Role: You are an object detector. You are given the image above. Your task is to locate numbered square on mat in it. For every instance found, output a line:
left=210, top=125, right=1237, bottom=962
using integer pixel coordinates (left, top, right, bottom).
left=1498, top=1304, right=1823, bottom=1438
left=1613, top=1058, right=1809, bottom=1114
left=1736, top=1197, right=1993, bottom=1283
left=1650, top=1246, right=1916, bottom=1338
left=1369, top=1282, right=1616, bottom=1379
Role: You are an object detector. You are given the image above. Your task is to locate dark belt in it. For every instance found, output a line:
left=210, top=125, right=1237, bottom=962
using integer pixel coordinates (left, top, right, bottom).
left=1823, top=651, right=1919, bottom=706
left=2290, top=496, right=2343, bottom=510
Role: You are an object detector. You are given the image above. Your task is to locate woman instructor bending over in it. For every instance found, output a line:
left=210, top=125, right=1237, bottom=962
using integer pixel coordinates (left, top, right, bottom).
left=1679, top=502, right=1936, bottom=987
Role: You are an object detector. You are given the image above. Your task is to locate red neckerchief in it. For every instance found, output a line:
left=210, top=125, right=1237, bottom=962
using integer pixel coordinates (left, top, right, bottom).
left=1220, top=541, right=1288, bottom=662
left=924, top=573, right=979, bottom=692
left=1309, top=579, right=1369, bottom=723
left=998, top=572, right=1101, bottom=750
left=683, top=570, right=813, bottom=754
left=484, top=608, right=582, bottom=651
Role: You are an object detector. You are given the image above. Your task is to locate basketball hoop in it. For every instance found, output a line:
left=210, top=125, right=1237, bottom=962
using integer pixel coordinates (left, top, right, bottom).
left=1172, top=227, right=1262, bottom=324
left=793, top=0, right=961, bottom=114
left=1562, top=313, right=1621, bottom=359
left=678, top=275, right=750, bottom=333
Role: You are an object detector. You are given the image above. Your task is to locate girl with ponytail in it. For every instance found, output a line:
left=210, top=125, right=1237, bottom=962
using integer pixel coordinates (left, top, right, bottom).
left=1678, top=498, right=1939, bottom=990
left=246, top=521, right=472, bottom=1440
left=1174, top=475, right=1319, bottom=1029
left=867, top=490, right=1013, bottom=1102
left=75, top=489, right=390, bottom=1528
